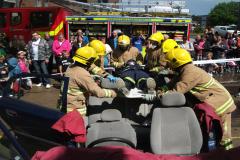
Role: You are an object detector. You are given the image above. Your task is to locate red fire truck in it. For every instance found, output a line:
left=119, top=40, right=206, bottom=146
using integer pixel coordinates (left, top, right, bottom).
left=66, top=16, right=192, bottom=41
left=0, top=7, right=70, bottom=42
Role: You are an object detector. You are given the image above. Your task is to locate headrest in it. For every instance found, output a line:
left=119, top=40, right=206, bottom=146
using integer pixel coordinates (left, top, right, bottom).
left=101, top=109, right=122, bottom=122
left=161, top=92, right=186, bottom=107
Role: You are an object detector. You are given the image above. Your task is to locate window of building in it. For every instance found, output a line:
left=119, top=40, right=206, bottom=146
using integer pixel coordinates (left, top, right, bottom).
left=0, top=13, right=6, bottom=28
left=11, top=12, right=22, bottom=26
left=30, top=12, right=52, bottom=28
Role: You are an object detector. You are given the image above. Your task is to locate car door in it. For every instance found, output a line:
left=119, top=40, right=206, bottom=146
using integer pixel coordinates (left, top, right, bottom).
left=0, top=74, right=69, bottom=156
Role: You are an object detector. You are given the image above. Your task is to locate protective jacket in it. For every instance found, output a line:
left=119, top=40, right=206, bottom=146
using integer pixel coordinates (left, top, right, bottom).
left=144, top=47, right=166, bottom=72
left=65, top=65, right=116, bottom=115
left=169, top=63, right=236, bottom=115
left=111, top=46, right=142, bottom=68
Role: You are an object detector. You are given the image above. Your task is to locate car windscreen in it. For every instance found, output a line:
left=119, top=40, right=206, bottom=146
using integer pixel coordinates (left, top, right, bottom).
left=0, top=13, right=6, bottom=28
left=227, top=27, right=235, bottom=30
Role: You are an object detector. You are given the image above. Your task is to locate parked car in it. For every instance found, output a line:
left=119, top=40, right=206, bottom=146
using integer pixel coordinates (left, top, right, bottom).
left=214, top=25, right=240, bottom=37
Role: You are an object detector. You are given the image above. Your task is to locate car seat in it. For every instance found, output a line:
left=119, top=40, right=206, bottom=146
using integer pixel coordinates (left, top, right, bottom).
left=150, top=92, right=203, bottom=155
left=86, top=109, right=137, bottom=148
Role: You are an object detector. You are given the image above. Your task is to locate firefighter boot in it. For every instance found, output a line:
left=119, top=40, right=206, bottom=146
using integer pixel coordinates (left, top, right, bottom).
left=146, top=78, right=156, bottom=94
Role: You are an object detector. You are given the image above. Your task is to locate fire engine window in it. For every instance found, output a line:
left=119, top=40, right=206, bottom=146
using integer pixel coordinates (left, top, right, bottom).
left=30, top=12, right=52, bottom=28
left=0, top=13, right=6, bottom=28
left=11, top=12, right=21, bottom=26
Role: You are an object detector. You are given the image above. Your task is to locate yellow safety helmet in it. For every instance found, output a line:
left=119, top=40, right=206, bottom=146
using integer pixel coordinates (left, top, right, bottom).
left=118, top=35, right=130, bottom=46
left=162, top=39, right=180, bottom=53
left=165, top=48, right=192, bottom=69
left=73, top=46, right=98, bottom=66
left=149, top=32, right=164, bottom=43
left=89, top=40, right=106, bottom=56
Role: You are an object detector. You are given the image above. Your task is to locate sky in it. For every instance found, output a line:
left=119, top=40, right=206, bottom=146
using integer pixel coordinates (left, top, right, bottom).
left=185, top=0, right=239, bottom=15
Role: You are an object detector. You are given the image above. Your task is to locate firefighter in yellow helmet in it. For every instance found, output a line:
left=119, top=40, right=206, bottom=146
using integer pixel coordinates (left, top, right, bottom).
left=162, top=39, right=180, bottom=54
left=111, top=35, right=143, bottom=69
left=144, top=32, right=165, bottom=73
left=89, top=39, right=106, bottom=69
left=88, top=39, right=118, bottom=82
left=65, top=46, right=117, bottom=116
left=144, top=48, right=236, bottom=150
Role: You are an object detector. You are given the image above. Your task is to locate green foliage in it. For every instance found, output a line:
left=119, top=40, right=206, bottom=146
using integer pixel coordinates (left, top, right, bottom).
left=207, top=2, right=240, bottom=26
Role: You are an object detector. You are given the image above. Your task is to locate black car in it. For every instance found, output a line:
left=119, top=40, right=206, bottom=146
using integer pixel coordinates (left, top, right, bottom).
left=0, top=74, right=70, bottom=158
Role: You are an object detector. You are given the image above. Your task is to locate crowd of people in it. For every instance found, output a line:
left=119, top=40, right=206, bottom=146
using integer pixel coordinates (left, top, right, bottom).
left=0, top=28, right=239, bottom=151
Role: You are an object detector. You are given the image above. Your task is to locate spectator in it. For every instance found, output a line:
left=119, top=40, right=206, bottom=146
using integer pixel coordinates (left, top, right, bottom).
left=70, top=35, right=87, bottom=58
left=18, top=35, right=26, bottom=51
left=0, top=43, right=6, bottom=58
left=0, top=51, right=7, bottom=78
left=131, top=32, right=145, bottom=53
left=180, top=36, right=194, bottom=58
left=9, top=35, right=19, bottom=55
left=218, top=52, right=226, bottom=74
left=194, top=34, right=205, bottom=60
left=52, top=33, right=71, bottom=74
left=59, top=51, right=72, bottom=76
left=7, top=57, right=22, bottom=95
left=107, top=30, right=119, bottom=50
left=7, top=57, right=21, bottom=78
left=69, top=33, right=75, bottom=45
left=76, top=29, right=89, bottom=44
left=211, top=37, right=225, bottom=59
left=163, top=34, right=169, bottom=40
left=26, top=32, right=51, bottom=88
left=100, top=37, right=112, bottom=67
left=44, top=32, right=54, bottom=74
left=205, top=52, right=218, bottom=76
left=0, top=32, right=9, bottom=53
left=17, top=51, right=32, bottom=89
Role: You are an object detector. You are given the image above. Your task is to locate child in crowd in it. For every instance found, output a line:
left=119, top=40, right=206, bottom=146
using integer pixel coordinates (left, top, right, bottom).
left=218, top=52, right=226, bottom=74
left=59, top=51, right=72, bottom=76
left=17, top=51, right=32, bottom=88
left=205, top=52, right=218, bottom=76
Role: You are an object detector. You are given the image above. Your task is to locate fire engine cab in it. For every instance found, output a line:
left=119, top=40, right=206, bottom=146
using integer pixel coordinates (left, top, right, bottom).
left=0, top=7, right=70, bottom=42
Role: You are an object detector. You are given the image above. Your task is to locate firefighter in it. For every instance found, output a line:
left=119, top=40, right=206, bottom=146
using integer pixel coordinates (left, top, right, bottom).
left=111, top=35, right=143, bottom=70
left=110, top=35, right=155, bottom=93
left=145, top=48, right=236, bottom=150
left=65, top=46, right=117, bottom=116
left=88, top=40, right=117, bottom=82
left=119, top=59, right=156, bottom=93
left=89, top=39, right=106, bottom=70
left=145, top=33, right=173, bottom=90
left=161, top=39, right=180, bottom=54
left=144, top=32, right=165, bottom=73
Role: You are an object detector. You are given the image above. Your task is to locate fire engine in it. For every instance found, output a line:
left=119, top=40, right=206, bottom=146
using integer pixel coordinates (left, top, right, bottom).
left=66, top=15, right=192, bottom=41
left=0, top=7, right=70, bottom=42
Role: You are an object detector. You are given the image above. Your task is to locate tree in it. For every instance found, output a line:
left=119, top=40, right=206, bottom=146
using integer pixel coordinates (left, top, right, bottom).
left=207, top=2, right=240, bottom=27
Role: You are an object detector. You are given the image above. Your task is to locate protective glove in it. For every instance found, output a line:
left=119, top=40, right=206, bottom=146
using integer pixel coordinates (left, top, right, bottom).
left=143, top=94, right=156, bottom=102
left=107, top=74, right=118, bottom=83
